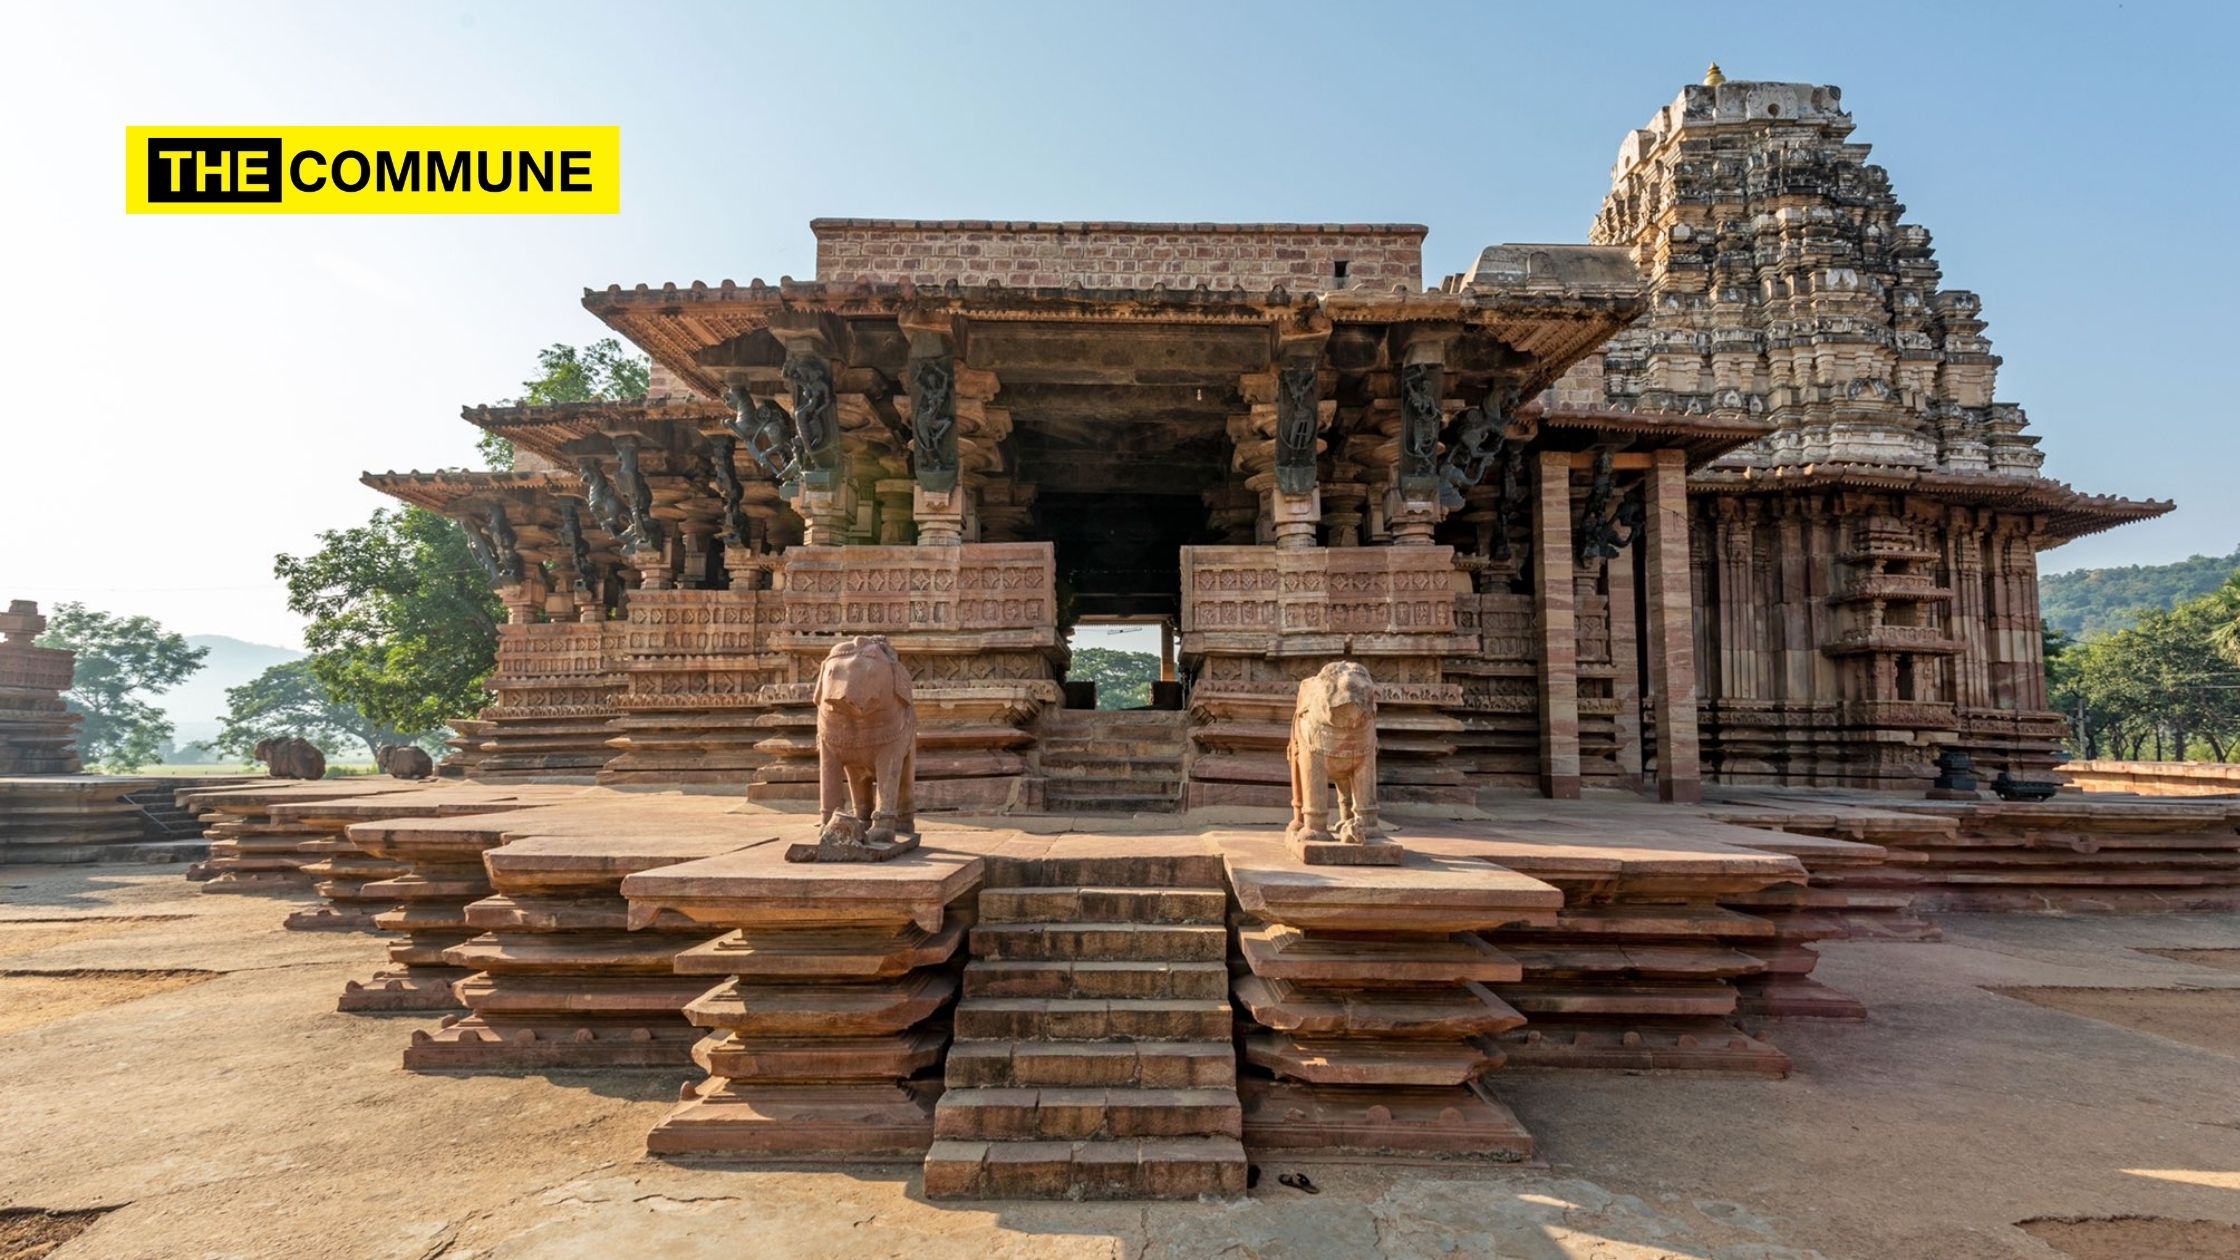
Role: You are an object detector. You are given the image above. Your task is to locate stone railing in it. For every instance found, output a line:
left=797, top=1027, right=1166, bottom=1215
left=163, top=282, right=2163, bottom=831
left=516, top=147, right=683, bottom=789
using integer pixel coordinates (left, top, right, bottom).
left=2062, top=760, right=2240, bottom=798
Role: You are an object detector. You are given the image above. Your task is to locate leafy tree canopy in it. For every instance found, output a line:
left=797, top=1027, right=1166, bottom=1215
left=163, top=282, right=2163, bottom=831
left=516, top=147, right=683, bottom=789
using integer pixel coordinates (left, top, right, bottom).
left=478, top=338, right=651, bottom=471
left=36, top=603, right=206, bottom=771
left=2041, top=547, right=2240, bottom=639
left=274, top=506, right=501, bottom=737
left=2049, top=573, right=2240, bottom=762
left=1070, top=647, right=1159, bottom=711
left=215, top=659, right=419, bottom=761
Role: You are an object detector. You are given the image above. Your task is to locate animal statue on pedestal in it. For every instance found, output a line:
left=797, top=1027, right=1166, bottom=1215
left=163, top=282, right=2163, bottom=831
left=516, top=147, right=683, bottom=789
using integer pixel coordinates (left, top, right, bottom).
left=254, top=736, right=327, bottom=781
left=788, top=635, right=920, bottom=862
left=1285, top=661, right=1384, bottom=852
left=377, top=744, right=435, bottom=780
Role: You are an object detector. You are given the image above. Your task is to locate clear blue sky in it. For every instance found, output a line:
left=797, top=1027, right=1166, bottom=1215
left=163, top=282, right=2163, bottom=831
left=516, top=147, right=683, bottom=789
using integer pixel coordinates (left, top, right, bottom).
left=4, top=0, right=2232, bottom=649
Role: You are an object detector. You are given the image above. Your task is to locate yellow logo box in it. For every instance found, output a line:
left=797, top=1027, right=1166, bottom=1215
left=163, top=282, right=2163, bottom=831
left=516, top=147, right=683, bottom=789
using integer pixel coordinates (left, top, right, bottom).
left=125, top=126, right=619, bottom=214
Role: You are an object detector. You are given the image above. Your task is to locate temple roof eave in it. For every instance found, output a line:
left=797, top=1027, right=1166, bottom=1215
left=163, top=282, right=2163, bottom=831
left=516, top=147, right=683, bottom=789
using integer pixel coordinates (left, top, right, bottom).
left=360, top=469, right=582, bottom=514
left=1687, top=464, right=2176, bottom=545
left=581, top=276, right=1648, bottom=402
left=460, top=398, right=736, bottom=461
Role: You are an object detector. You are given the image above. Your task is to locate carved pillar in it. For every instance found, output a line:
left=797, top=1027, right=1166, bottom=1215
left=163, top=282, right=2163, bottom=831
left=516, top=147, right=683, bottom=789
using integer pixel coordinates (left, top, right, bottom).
left=779, top=343, right=853, bottom=546
left=874, top=480, right=916, bottom=545
left=1160, top=620, right=1176, bottom=683
left=1643, top=449, right=1701, bottom=802
left=1533, top=450, right=1581, bottom=799
left=1607, top=542, right=1642, bottom=786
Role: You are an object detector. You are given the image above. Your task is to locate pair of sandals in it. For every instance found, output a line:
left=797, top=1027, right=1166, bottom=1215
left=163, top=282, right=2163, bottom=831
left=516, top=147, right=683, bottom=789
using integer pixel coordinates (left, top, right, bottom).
left=1245, top=1165, right=1319, bottom=1194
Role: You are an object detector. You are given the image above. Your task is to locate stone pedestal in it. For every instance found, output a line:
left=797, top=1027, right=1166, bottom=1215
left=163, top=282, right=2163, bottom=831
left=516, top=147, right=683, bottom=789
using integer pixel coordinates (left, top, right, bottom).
left=620, top=839, right=982, bottom=1159
left=1219, top=832, right=1558, bottom=1159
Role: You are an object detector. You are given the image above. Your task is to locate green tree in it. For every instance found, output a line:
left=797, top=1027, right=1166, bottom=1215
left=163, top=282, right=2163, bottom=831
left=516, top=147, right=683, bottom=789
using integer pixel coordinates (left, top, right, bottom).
left=215, top=659, right=417, bottom=762
left=1070, top=647, right=1159, bottom=710
left=35, top=603, right=206, bottom=771
left=274, top=506, right=502, bottom=737
left=479, top=338, right=651, bottom=470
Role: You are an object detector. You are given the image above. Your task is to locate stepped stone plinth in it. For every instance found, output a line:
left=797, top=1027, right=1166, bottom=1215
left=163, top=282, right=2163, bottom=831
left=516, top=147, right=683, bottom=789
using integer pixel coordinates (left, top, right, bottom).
left=1402, top=809, right=1817, bottom=1074
left=343, top=810, right=535, bottom=1011
left=0, top=776, right=155, bottom=862
left=621, top=828, right=997, bottom=1159
left=178, top=780, right=434, bottom=894
left=1713, top=787, right=2240, bottom=914
left=265, top=783, right=578, bottom=929
left=409, top=796, right=785, bottom=1070
left=1218, top=830, right=1557, bottom=1160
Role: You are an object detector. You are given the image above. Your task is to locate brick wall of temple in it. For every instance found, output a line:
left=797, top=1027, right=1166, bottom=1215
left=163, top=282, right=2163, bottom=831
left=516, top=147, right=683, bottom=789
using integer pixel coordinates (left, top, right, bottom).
left=812, top=219, right=1426, bottom=291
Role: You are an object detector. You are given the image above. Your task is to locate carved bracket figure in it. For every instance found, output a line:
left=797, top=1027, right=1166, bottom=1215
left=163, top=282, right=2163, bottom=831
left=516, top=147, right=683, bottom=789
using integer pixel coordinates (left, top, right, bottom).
left=1285, top=661, right=1399, bottom=865
left=485, top=505, right=524, bottom=584
left=787, top=635, right=921, bottom=863
left=780, top=348, right=844, bottom=491
left=559, top=500, right=595, bottom=592
left=909, top=352, right=960, bottom=494
left=1274, top=359, right=1320, bottom=495
left=1576, top=449, right=1640, bottom=565
left=705, top=431, right=750, bottom=547
left=1398, top=361, right=1443, bottom=503
left=610, top=435, right=665, bottom=556
left=1435, top=398, right=1510, bottom=511
left=725, top=385, right=805, bottom=492
left=575, top=457, right=632, bottom=545
left=461, top=517, right=501, bottom=581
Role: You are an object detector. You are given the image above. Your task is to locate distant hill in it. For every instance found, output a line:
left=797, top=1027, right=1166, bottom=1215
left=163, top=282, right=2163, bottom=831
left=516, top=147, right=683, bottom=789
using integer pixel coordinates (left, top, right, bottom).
left=2041, top=548, right=2240, bottom=639
left=158, top=634, right=305, bottom=745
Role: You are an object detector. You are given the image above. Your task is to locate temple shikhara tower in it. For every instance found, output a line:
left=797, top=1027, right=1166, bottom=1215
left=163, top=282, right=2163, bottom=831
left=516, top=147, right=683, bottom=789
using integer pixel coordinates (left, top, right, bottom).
left=1555, top=78, right=2164, bottom=787
left=109, top=73, right=2231, bottom=1201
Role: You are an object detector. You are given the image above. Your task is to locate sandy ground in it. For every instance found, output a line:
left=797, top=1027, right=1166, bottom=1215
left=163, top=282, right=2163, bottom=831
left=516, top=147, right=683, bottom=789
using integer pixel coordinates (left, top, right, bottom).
left=1, top=865, right=2237, bottom=1260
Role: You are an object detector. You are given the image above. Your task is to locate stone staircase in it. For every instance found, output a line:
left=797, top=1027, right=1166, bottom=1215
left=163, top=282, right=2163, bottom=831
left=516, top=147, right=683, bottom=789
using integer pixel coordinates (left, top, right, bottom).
left=1036, top=709, right=1186, bottom=814
left=923, top=849, right=1246, bottom=1200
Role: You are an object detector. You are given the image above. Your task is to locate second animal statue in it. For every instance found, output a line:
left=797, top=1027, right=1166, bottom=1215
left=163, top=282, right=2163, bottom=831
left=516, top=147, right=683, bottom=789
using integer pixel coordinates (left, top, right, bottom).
left=787, top=635, right=922, bottom=863
left=1284, top=660, right=1401, bottom=865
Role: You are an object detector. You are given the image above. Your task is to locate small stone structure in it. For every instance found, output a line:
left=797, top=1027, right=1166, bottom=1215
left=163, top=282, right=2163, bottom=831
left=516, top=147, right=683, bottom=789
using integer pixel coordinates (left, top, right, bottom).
left=0, top=600, right=80, bottom=775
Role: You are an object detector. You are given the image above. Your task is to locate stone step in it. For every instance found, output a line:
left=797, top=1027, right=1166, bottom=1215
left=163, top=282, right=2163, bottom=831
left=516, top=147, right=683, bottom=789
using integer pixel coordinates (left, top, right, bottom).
left=955, top=997, right=1232, bottom=1041
left=1044, top=779, right=1180, bottom=800
left=1039, top=794, right=1183, bottom=815
left=923, top=1136, right=1246, bottom=1200
left=969, top=922, right=1226, bottom=963
left=945, top=1039, right=1235, bottom=1089
left=1034, top=738, right=1187, bottom=758
left=978, top=886, right=1227, bottom=926
left=934, top=1087, right=1242, bottom=1141
left=964, top=960, right=1230, bottom=1000
left=1039, top=755, right=1184, bottom=776
left=983, top=852, right=1226, bottom=889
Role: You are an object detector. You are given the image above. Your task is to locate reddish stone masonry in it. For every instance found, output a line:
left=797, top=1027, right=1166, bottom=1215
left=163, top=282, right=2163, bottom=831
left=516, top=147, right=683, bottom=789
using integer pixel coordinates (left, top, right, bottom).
left=812, top=218, right=1426, bottom=291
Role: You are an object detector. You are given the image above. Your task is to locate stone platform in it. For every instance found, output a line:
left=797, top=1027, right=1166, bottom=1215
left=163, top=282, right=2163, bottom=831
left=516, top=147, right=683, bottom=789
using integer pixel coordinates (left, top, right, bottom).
left=156, top=778, right=2240, bottom=1201
left=1710, top=786, right=2240, bottom=914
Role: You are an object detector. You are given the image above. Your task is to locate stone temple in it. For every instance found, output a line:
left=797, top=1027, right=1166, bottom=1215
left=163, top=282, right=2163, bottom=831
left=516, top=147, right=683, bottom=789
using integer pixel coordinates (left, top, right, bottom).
left=58, top=75, right=2240, bottom=1201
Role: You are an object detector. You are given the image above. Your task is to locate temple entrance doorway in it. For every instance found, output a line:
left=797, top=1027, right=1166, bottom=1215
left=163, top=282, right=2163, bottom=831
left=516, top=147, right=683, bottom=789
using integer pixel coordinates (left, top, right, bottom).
left=1038, top=488, right=1209, bottom=712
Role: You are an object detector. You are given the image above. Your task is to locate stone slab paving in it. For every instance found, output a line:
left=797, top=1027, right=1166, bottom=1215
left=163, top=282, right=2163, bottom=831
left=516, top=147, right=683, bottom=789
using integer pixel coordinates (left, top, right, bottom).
left=4, top=863, right=2240, bottom=1256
